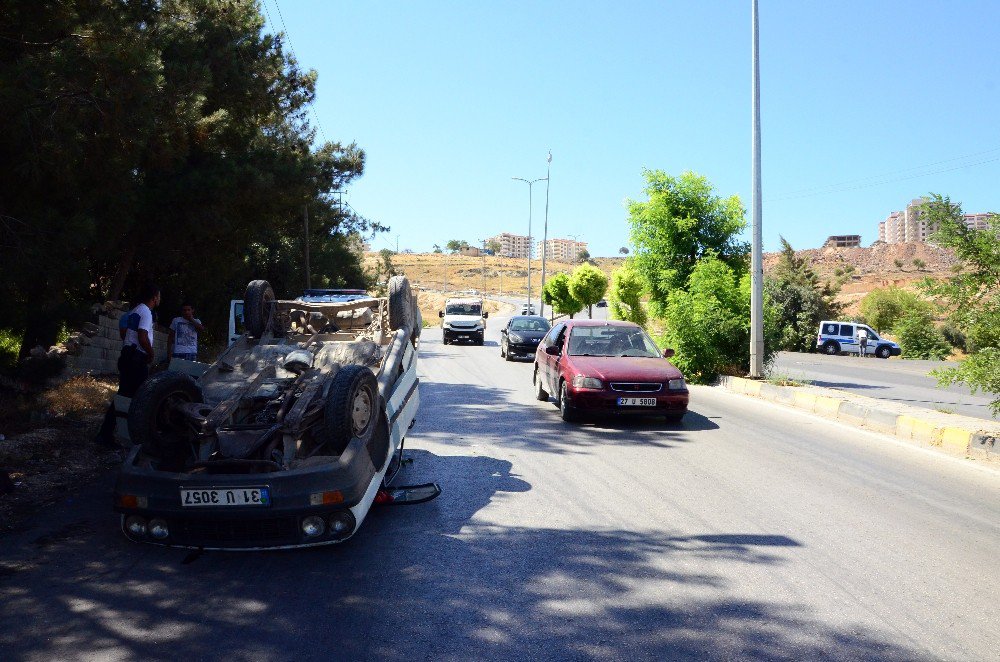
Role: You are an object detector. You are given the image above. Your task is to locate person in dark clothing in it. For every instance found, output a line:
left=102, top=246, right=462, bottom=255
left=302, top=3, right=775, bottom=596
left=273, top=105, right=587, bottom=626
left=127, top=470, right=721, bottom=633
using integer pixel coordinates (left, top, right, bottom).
left=94, top=284, right=161, bottom=448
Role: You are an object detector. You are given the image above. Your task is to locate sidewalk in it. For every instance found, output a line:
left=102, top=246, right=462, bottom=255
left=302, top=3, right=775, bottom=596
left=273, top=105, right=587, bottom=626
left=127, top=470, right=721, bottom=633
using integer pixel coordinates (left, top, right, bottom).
left=717, top=376, right=1000, bottom=464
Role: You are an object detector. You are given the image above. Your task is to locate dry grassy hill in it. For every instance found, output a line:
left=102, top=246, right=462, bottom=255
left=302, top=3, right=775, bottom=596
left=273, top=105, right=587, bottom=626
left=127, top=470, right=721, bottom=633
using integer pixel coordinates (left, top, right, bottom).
left=764, top=242, right=958, bottom=315
left=365, top=252, right=622, bottom=297
left=371, top=242, right=955, bottom=320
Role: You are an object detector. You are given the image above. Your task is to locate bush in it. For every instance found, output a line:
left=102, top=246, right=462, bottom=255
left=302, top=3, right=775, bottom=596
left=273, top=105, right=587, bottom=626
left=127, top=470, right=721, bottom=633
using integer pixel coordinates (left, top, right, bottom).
left=859, top=287, right=934, bottom=334
left=660, top=257, right=778, bottom=383
left=895, top=311, right=951, bottom=360
left=0, top=328, right=21, bottom=372
left=940, top=323, right=967, bottom=352
left=608, top=264, right=647, bottom=326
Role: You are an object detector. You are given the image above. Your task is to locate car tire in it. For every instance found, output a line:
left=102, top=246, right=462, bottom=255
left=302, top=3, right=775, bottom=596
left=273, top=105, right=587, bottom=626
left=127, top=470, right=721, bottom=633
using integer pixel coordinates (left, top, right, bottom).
left=504, top=342, right=513, bottom=361
left=664, top=411, right=685, bottom=424
left=128, top=371, right=205, bottom=471
left=822, top=341, right=840, bottom=355
left=244, top=279, right=275, bottom=338
left=500, top=340, right=506, bottom=358
left=319, top=364, right=379, bottom=455
left=443, top=334, right=450, bottom=345
left=559, top=381, right=577, bottom=422
left=388, top=275, right=414, bottom=335
left=533, top=366, right=549, bottom=401
left=876, top=345, right=891, bottom=359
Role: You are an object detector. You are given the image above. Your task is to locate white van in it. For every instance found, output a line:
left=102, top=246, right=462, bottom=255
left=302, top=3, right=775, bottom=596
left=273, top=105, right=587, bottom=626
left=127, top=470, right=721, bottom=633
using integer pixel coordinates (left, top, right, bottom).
left=816, top=320, right=901, bottom=359
left=439, top=297, right=488, bottom=345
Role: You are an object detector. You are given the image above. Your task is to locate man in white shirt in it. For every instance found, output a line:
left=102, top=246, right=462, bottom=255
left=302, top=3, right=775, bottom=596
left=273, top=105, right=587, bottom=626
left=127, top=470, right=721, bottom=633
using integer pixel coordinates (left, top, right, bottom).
left=857, top=326, right=869, bottom=357
left=94, top=283, right=161, bottom=448
left=168, top=303, right=204, bottom=361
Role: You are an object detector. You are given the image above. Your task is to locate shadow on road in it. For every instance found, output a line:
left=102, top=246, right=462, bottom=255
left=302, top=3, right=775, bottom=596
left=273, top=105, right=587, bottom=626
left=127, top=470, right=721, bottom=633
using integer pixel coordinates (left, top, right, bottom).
left=416, top=381, right=716, bottom=454
left=0, top=457, right=917, bottom=661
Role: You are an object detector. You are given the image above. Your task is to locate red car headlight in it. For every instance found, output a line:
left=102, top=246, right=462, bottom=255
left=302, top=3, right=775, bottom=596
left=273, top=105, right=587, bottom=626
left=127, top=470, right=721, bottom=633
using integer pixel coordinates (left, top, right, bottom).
left=572, top=376, right=603, bottom=389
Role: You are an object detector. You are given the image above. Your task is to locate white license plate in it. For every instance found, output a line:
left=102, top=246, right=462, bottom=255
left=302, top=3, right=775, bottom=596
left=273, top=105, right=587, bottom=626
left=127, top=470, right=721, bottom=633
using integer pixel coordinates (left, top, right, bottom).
left=618, top=397, right=657, bottom=407
left=181, top=487, right=271, bottom=507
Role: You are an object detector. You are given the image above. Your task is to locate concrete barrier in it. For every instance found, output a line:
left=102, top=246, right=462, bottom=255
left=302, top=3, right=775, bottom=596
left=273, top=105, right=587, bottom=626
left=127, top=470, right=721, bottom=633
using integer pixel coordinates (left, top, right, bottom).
left=716, top=375, right=1000, bottom=463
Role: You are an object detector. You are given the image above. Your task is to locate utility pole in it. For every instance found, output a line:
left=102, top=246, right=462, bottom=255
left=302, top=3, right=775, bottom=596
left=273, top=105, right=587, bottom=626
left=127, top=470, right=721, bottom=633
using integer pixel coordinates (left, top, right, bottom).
left=512, top=176, right=547, bottom=311
left=303, top=204, right=311, bottom=289
left=750, top=0, right=765, bottom=378
left=540, top=150, right=552, bottom=317
left=480, top=239, right=487, bottom=294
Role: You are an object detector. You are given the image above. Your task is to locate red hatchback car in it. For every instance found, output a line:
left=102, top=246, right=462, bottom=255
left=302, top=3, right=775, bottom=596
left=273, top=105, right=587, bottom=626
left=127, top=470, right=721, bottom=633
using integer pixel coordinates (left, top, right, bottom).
left=533, top=320, right=689, bottom=422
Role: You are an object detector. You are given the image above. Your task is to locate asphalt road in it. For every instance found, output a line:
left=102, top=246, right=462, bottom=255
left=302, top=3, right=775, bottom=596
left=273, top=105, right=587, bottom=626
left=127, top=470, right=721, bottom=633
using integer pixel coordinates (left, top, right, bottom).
left=2, top=319, right=999, bottom=661
left=770, top=351, right=997, bottom=421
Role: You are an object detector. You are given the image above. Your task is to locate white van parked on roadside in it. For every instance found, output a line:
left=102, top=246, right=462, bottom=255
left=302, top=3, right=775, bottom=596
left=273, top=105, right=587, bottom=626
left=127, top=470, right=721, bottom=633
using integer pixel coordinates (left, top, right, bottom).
left=816, top=320, right=901, bottom=359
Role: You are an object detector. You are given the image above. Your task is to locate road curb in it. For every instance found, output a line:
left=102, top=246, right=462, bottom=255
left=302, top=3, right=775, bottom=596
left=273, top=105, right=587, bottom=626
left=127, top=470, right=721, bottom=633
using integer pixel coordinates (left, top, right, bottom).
left=716, top=376, right=1000, bottom=463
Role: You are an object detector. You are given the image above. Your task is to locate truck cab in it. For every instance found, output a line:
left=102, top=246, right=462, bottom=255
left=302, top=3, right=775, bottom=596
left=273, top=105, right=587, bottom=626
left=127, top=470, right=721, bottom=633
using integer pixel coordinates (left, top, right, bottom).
left=439, top=297, right=488, bottom=345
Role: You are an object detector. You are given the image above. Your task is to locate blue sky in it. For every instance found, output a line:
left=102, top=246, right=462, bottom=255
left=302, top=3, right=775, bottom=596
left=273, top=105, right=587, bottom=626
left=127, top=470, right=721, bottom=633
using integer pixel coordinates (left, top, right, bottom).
left=263, top=1, right=1000, bottom=256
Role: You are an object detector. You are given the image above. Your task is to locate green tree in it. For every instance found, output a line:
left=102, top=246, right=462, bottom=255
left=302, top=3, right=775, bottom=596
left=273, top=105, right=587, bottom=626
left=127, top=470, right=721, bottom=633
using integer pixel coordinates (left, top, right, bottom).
left=445, top=239, right=470, bottom=254
left=765, top=237, right=841, bottom=351
left=568, top=263, right=609, bottom=318
left=627, top=170, right=748, bottom=315
left=608, top=264, right=647, bottom=326
left=542, top=273, right=583, bottom=318
left=895, top=310, right=951, bottom=360
left=859, top=287, right=933, bottom=334
left=660, top=256, right=778, bottom=383
left=0, top=1, right=379, bottom=358
left=432, top=244, right=443, bottom=254
left=920, top=194, right=1000, bottom=412
left=486, top=239, right=501, bottom=254
left=893, top=259, right=905, bottom=270
left=913, top=258, right=926, bottom=270
left=576, top=248, right=591, bottom=263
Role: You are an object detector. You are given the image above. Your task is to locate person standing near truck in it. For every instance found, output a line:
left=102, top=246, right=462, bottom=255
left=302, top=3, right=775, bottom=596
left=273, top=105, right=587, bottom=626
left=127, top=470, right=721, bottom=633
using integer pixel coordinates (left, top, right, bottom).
left=93, top=283, right=161, bottom=448
left=168, top=302, right=204, bottom=361
left=857, top=326, right=869, bottom=357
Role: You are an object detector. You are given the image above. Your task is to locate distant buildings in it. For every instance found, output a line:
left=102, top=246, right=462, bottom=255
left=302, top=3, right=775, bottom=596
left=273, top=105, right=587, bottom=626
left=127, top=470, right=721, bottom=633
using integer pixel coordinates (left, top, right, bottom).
left=878, top=197, right=994, bottom=244
left=824, top=235, right=862, bottom=248
left=537, top=237, right=588, bottom=262
left=487, top=232, right=534, bottom=259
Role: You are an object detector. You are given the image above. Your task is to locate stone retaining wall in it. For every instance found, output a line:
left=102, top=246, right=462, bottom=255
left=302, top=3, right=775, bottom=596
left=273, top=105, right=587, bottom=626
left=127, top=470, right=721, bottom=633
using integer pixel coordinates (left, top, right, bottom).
left=53, top=303, right=169, bottom=376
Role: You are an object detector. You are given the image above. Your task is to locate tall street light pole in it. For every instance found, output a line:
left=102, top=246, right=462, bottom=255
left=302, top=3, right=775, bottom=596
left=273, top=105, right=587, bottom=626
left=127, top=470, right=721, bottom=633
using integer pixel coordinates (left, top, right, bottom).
left=540, top=150, right=552, bottom=318
left=512, top=176, right=546, bottom=310
left=750, top=0, right=765, bottom=377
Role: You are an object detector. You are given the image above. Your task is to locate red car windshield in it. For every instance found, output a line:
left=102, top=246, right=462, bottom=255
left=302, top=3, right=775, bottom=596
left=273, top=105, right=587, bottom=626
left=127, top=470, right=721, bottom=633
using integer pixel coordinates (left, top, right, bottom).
left=567, top=327, right=662, bottom=358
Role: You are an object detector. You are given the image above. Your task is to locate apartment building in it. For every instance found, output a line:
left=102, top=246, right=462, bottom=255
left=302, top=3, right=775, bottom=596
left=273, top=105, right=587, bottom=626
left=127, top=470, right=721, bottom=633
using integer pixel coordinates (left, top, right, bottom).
left=537, top=238, right=588, bottom=262
left=879, top=198, right=995, bottom=244
left=963, top=213, right=994, bottom=231
left=824, top=235, right=862, bottom=248
left=488, top=232, right=534, bottom=259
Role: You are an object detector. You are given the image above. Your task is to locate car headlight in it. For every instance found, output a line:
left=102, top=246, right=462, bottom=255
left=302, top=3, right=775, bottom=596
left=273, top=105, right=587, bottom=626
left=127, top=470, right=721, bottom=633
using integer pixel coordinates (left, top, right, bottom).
left=509, top=334, right=524, bottom=343
left=667, top=378, right=686, bottom=390
left=572, top=375, right=603, bottom=389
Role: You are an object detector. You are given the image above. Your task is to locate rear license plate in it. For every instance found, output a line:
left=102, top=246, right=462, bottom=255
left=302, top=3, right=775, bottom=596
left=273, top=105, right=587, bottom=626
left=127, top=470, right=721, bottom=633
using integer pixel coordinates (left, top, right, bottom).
left=618, top=397, right=657, bottom=407
left=181, top=487, right=270, bottom=507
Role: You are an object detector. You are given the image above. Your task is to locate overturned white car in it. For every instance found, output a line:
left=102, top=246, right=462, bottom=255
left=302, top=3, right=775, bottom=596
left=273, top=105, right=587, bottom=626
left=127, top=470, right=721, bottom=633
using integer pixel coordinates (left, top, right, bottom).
left=113, top=276, right=435, bottom=550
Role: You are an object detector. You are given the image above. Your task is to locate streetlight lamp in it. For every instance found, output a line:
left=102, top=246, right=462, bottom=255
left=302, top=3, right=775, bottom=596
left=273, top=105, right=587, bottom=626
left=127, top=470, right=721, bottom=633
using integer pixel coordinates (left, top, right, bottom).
left=540, top=151, right=552, bottom=318
left=512, top=175, right=547, bottom=310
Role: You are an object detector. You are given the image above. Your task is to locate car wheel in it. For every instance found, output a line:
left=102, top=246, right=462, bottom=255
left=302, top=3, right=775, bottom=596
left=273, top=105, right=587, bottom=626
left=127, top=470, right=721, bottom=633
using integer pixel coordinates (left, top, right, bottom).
left=559, top=381, right=577, bottom=422
left=876, top=345, right=891, bottom=359
left=244, top=279, right=275, bottom=338
left=129, top=371, right=206, bottom=471
left=500, top=340, right=505, bottom=358
left=387, top=275, right=414, bottom=335
left=822, top=341, right=840, bottom=355
left=319, top=364, right=379, bottom=455
left=533, top=366, right=549, bottom=401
